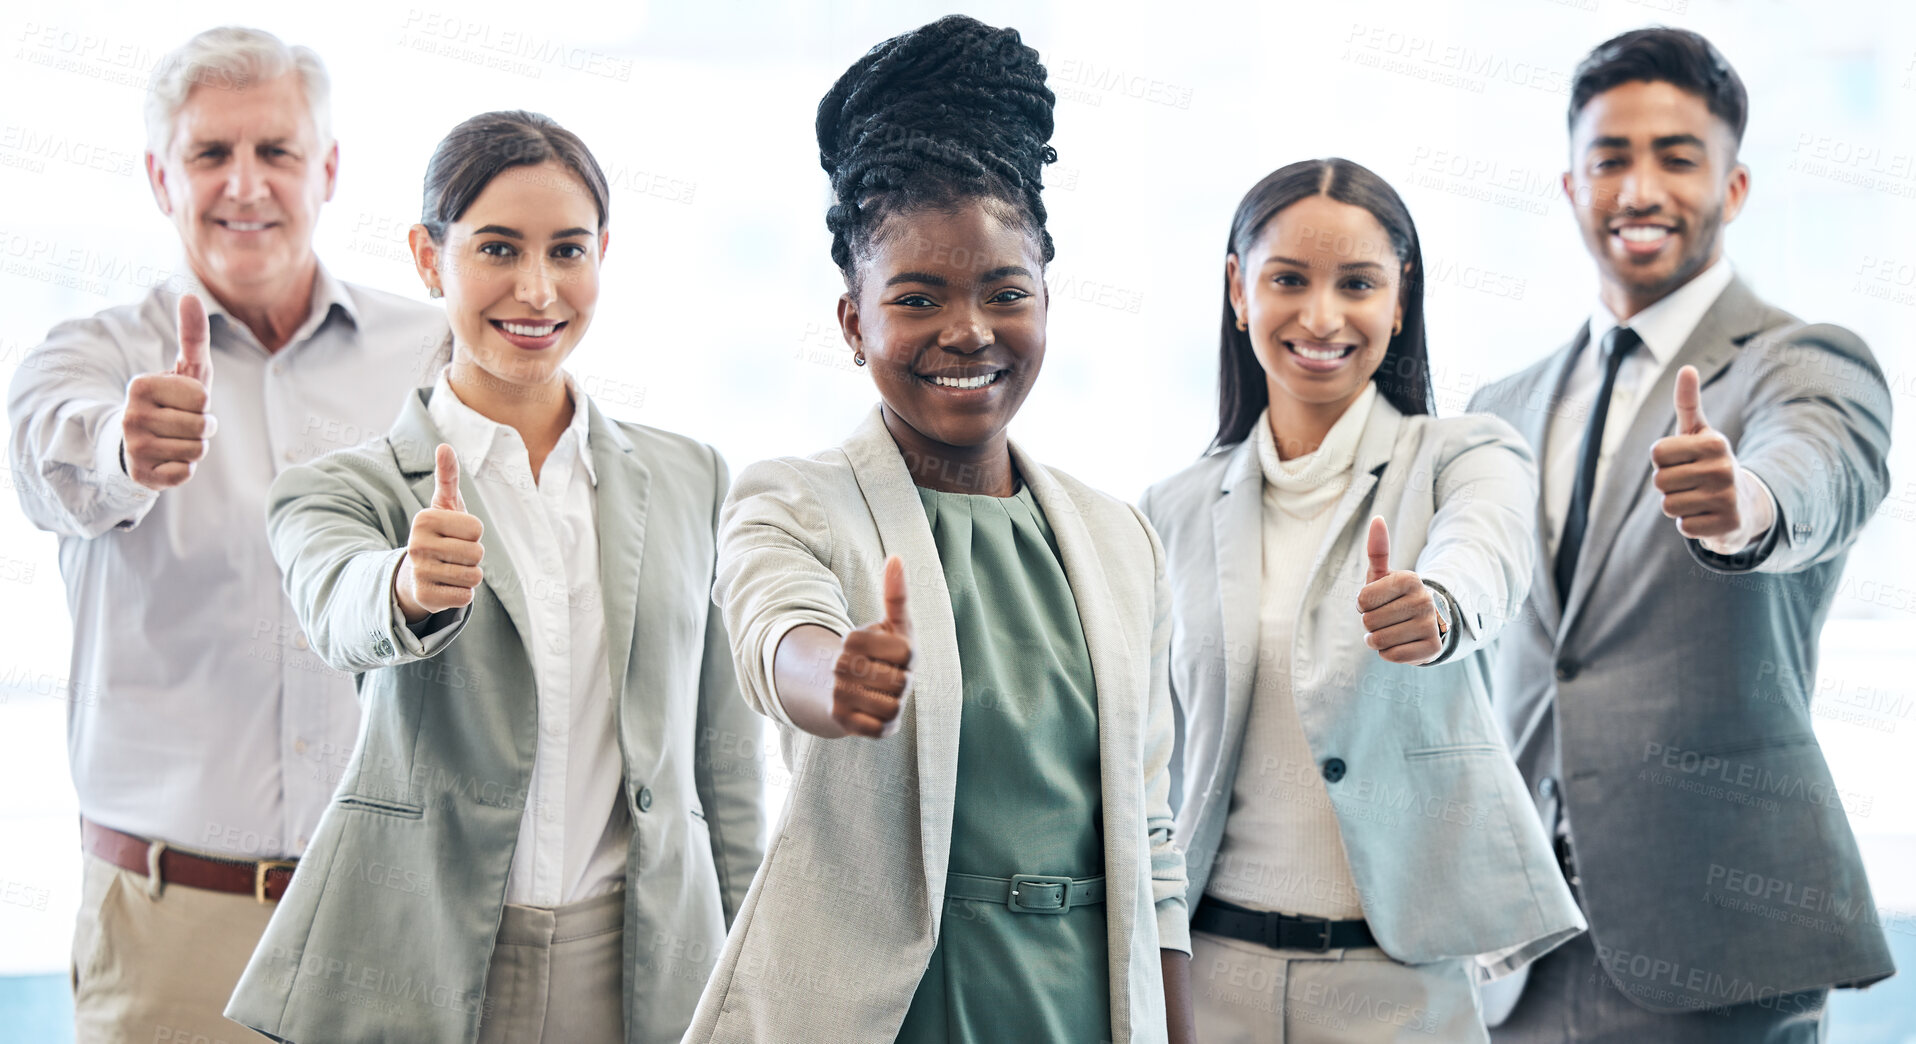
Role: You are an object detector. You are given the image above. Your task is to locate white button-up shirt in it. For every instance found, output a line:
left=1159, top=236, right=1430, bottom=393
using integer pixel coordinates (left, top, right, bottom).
left=424, top=371, right=628, bottom=906
left=6, top=265, right=449, bottom=858
left=1542, top=258, right=1773, bottom=560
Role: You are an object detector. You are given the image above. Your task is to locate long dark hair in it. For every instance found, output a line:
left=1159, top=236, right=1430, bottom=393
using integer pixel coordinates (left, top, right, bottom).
left=1213, top=157, right=1431, bottom=452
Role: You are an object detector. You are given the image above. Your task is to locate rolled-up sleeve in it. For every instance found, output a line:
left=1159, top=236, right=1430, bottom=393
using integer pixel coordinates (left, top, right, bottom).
left=713, top=458, right=854, bottom=730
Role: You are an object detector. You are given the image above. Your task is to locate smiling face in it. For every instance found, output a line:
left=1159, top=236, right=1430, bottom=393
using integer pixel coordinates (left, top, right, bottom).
left=410, top=161, right=606, bottom=396
left=1564, top=79, right=1748, bottom=318
left=837, top=201, right=1047, bottom=466
left=146, top=71, right=337, bottom=304
left=1228, top=194, right=1404, bottom=441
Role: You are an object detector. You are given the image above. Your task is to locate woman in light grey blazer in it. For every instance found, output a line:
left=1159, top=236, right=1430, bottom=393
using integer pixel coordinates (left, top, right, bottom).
left=683, top=16, right=1192, bottom=1044
left=223, top=112, right=765, bottom=1044
left=1138, top=159, right=1583, bottom=1043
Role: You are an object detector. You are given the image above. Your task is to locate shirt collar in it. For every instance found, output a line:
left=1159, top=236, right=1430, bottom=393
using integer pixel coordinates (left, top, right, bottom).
left=180, top=256, right=357, bottom=349
left=1587, top=256, right=1734, bottom=367
left=428, top=369, right=596, bottom=486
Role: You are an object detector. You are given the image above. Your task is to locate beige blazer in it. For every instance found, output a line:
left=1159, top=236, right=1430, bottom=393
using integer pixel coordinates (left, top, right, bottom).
left=683, top=406, right=1189, bottom=1044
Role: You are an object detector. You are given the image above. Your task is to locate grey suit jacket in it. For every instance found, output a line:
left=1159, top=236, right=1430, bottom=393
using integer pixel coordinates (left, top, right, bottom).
left=1141, top=396, right=1583, bottom=978
left=683, top=406, right=1188, bottom=1044
left=1469, top=276, right=1896, bottom=1015
left=224, top=388, right=766, bottom=1044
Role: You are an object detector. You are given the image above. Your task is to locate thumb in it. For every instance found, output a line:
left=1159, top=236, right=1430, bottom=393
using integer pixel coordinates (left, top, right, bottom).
left=1673, top=365, right=1708, bottom=435
left=432, top=443, right=464, bottom=511
left=173, top=292, right=213, bottom=389
left=1365, top=515, right=1391, bottom=584
left=881, top=555, right=911, bottom=636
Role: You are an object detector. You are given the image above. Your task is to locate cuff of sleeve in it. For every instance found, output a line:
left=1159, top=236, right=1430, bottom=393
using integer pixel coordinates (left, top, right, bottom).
left=92, top=411, right=160, bottom=528
left=1156, top=897, right=1192, bottom=954
left=385, top=547, right=466, bottom=656
left=760, top=618, right=845, bottom=731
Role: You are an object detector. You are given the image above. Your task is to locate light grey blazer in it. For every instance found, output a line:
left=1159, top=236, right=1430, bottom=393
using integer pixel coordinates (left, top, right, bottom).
left=1469, top=276, right=1896, bottom=1016
left=683, top=406, right=1188, bottom=1044
left=1140, top=394, right=1583, bottom=978
left=224, top=388, right=766, bottom=1044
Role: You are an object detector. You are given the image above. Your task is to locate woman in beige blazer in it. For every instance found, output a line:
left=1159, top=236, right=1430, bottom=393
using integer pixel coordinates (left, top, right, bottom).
left=1139, top=159, right=1583, bottom=1043
left=683, top=16, right=1192, bottom=1044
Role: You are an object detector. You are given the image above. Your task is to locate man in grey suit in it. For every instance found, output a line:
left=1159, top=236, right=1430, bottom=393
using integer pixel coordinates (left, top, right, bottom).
left=1469, top=27, right=1896, bottom=1042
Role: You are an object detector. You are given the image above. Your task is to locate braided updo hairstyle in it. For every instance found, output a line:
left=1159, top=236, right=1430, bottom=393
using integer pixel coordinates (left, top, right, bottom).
left=816, top=15, right=1058, bottom=290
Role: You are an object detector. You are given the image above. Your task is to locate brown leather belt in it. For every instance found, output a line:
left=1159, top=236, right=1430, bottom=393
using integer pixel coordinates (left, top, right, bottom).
left=81, top=818, right=297, bottom=903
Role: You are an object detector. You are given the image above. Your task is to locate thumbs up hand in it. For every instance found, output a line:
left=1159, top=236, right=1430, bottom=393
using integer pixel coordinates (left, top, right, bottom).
left=120, top=292, right=218, bottom=490
left=394, top=443, right=485, bottom=623
left=831, top=555, right=915, bottom=738
left=1356, top=516, right=1447, bottom=665
left=1651, top=365, right=1757, bottom=548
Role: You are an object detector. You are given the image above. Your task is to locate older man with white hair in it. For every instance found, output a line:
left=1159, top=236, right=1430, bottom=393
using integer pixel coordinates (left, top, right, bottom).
left=7, top=26, right=446, bottom=1041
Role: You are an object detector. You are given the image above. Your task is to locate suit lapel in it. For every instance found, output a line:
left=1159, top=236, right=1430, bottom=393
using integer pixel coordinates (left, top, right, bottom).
left=1302, top=399, right=1403, bottom=608
left=1519, top=332, right=1585, bottom=638
left=394, top=388, right=533, bottom=648
left=1209, top=437, right=1262, bottom=777
left=587, top=400, right=650, bottom=700
left=1559, top=278, right=1766, bottom=637
left=840, top=407, right=960, bottom=906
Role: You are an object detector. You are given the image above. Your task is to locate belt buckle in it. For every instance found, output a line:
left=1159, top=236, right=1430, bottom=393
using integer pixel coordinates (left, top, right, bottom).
left=1007, top=874, right=1074, bottom=915
left=255, top=859, right=297, bottom=904
left=1274, top=913, right=1334, bottom=953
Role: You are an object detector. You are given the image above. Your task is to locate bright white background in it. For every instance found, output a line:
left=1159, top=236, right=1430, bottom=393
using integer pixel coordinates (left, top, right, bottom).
left=1, top=0, right=1911, bottom=1036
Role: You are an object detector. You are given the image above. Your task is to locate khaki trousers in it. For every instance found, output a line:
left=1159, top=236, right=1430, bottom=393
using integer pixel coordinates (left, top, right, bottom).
left=1192, top=928, right=1489, bottom=1044
left=72, top=850, right=274, bottom=1044
left=476, top=887, right=626, bottom=1043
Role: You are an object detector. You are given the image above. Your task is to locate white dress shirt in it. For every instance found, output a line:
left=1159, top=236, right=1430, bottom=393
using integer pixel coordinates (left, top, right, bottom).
left=6, top=266, right=448, bottom=858
left=422, top=371, right=629, bottom=906
left=1542, top=258, right=1773, bottom=561
left=1206, top=387, right=1375, bottom=920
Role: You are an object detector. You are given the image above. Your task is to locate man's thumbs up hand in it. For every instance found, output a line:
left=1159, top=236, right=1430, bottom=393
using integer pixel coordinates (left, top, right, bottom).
left=120, top=292, right=218, bottom=490
left=394, top=443, right=484, bottom=623
left=1652, top=365, right=1763, bottom=549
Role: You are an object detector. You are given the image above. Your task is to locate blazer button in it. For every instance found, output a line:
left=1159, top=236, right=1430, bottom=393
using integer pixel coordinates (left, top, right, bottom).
left=1321, top=758, right=1346, bottom=783
left=636, top=786, right=653, bottom=812
left=1539, top=776, right=1558, bottom=798
left=1554, top=660, right=1579, bottom=682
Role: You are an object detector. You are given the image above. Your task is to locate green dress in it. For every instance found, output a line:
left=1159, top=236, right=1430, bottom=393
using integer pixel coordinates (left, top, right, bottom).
left=894, top=483, right=1112, bottom=1044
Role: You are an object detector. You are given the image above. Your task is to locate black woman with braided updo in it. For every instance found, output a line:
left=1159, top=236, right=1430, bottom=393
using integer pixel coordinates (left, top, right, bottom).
left=684, top=15, right=1195, bottom=1044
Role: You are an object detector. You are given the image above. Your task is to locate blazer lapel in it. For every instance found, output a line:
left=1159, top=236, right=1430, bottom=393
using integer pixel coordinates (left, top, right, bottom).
left=1559, top=278, right=1767, bottom=637
left=840, top=406, right=960, bottom=908
left=1517, top=332, right=1583, bottom=638
left=1302, top=399, right=1403, bottom=604
left=1209, top=437, right=1262, bottom=776
left=393, top=388, right=534, bottom=648
left=587, top=400, right=650, bottom=700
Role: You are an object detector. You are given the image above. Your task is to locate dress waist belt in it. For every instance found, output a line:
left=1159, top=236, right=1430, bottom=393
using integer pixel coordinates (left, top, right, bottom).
left=943, top=871, right=1106, bottom=914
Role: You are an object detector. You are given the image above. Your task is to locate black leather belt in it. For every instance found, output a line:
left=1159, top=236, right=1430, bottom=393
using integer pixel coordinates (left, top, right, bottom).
left=1193, top=895, right=1376, bottom=953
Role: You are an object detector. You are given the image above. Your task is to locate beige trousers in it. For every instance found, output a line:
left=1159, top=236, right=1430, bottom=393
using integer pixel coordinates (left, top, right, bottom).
left=1191, top=928, right=1489, bottom=1044
left=476, top=887, right=626, bottom=1043
left=71, top=851, right=275, bottom=1044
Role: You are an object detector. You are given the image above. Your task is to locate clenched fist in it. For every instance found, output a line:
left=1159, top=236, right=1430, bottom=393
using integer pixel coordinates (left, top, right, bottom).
left=1651, top=365, right=1767, bottom=551
left=394, top=444, right=485, bottom=622
left=831, top=555, right=914, bottom=738
left=1356, top=516, right=1448, bottom=665
left=122, top=293, right=217, bottom=490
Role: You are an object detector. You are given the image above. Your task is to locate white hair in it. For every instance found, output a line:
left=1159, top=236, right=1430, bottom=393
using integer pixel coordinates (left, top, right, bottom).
left=144, top=26, right=333, bottom=157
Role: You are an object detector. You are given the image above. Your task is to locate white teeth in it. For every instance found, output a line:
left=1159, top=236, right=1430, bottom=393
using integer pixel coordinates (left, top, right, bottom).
left=929, top=372, right=999, bottom=389
left=501, top=321, right=558, bottom=337
left=1292, top=345, right=1348, bottom=361
left=223, top=221, right=269, bottom=231
left=1617, top=226, right=1671, bottom=242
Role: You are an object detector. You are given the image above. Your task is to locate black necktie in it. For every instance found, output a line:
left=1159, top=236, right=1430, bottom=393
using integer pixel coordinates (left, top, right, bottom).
left=1555, top=326, right=1641, bottom=605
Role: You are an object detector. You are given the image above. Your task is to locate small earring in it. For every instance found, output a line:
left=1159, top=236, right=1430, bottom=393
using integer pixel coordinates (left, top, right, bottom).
left=1235, top=316, right=1247, bottom=332
left=854, top=351, right=866, bottom=367
left=1392, top=320, right=1402, bottom=336
left=429, top=286, right=443, bottom=299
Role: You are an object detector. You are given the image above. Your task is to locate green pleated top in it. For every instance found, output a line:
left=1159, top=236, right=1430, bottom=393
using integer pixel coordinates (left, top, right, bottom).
left=894, top=482, right=1111, bottom=1044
